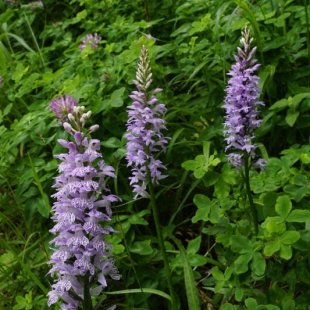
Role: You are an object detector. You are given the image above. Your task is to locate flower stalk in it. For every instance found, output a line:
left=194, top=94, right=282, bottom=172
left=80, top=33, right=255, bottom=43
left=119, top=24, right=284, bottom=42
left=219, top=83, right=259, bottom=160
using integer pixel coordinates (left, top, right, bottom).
left=48, top=95, right=120, bottom=310
left=125, top=45, right=177, bottom=309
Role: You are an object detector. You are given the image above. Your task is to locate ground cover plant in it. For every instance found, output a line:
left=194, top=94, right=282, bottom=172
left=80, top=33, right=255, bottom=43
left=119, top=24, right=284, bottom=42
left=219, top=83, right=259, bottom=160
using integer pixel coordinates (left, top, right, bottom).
left=1, top=0, right=310, bottom=309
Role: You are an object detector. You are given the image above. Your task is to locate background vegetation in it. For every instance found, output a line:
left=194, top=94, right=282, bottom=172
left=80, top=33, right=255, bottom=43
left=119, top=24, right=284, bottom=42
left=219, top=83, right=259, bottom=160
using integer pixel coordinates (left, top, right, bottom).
left=1, top=0, right=310, bottom=309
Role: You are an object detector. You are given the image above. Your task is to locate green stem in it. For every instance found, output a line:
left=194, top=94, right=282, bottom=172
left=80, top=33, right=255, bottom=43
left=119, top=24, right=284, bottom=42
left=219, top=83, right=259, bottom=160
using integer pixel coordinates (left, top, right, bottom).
left=23, top=11, right=45, bottom=68
left=243, top=153, right=258, bottom=236
left=83, top=273, right=93, bottom=310
left=146, top=166, right=178, bottom=310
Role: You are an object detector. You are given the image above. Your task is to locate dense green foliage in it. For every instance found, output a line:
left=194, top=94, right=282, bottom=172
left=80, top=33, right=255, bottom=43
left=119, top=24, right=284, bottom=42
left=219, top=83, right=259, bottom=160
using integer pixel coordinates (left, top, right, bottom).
left=1, top=0, right=310, bottom=309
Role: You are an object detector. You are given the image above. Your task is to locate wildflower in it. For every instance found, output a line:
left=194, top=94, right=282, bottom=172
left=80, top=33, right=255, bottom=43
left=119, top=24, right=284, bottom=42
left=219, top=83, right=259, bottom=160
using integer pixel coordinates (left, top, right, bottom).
left=50, top=95, right=78, bottom=124
left=223, top=26, right=265, bottom=170
left=79, top=33, right=102, bottom=51
left=28, top=1, right=43, bottom=9
left=4, top=0, right=19, bottom=5
left=0, top=76, right=3, bottom=86
left=48, top=97, right=120, bottom=309
left=125, top=45, right=168, bottom=198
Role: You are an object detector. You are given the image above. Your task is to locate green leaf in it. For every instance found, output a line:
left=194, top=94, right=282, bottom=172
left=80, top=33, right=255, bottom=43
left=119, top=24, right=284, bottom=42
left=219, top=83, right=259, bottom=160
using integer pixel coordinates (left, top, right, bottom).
left=234, top=252, right=252, bottom=274
left=192, top=194, right=211, bottom=223
left=214, top=177, right=230, bottom=199
left=275, top=195, right=291, bottom=219
left=250, top=252, right=266, bottom=276
left=286, top=210, right=310, bottom=222
left=187, top=236, right=201, bottom=256
left=279, top=231, right=300, bottom=245
left=245, top=298, right=258, bottom=310
left=101, top=137, right=123, bottom=148
left=12, top=63, right=29, bottom=84
left=235, top=287, right=243, bottom=302
left=130, top=241, right=153, bottom=255
left=264, top=240, right=280, bottom=257
left=105, top=288, right=171, bottom=301
left=283, top=300, right=295, bottom=310
left=212, top=267, right=224, bottom=281
left=269, top=98, right=288, bottom=111
left=166, top=231, right=200, bottom=310
left=110, top=87, right=126, bottom=108
left=279, top=243, right=292, bottom=260
left=285, top=109, right=299, bottom=127
left=230, top=235, right=253, bottom=254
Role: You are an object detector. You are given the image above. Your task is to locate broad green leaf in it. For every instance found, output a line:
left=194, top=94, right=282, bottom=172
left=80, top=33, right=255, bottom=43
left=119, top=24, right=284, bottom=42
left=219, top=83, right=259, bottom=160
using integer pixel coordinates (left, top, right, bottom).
left=264, top=240, right=280, bottom=257
left=283, top=300, right=295, bottom=310
left=250, top=252, right=266, bottom=276
left=101, top=137, right=123, bottom=148
left=275, top=195, right=291, bottom=219
left=234, top=252, right=252, bottom=274
left=212, top=267, right=224, bottom=281
left=279, top=243, right=292, bottom=260
left=286, top=210, right=310, bottom=222
left=235, top=287, right=243, bottom=302
left=187, top=236, right=201, bottom=256
left=128, top=214, right=148, bottom=225
left=285, top=109, right=299, bottom=127
left=12, top=63, right=29, bottom=84
left=130, top=241, right=153, bottom=255
left=214, top=177, right=230, bottom=199
left=230, top=235, right=253, bottom=254
left=245, top=298, right=258, bottom=310
left=192, top=194, right=211, bottom=223
left=110, top=87, right=125, bottom=108
left=219, top=304, right=233, bottom=310
left=269, top=98, right=288, bottom=111
left=279, top=231, right=300, bottom=245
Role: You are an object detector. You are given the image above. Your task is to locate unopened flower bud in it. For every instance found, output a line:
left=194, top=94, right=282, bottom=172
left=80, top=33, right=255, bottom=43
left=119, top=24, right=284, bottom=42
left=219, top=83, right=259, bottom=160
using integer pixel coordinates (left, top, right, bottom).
left=89, top=125, right=99, bottom=133
left=68, top=113, right=75, bottom=122
left=63, top=122, right=74, bottom=134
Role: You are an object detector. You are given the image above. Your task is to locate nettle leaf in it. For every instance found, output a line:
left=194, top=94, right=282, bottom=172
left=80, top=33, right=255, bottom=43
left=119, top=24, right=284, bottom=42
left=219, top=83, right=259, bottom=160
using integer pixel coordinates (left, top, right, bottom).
left=264, top=240, right=281, bottom=257
left=286, top=109, right=299, bottom=127
left=234, top=252, right=252, bottom=274
left=286, top=210, right=310, bottom=222
left=279, top=231, right=300, bottom=245
left=250, top=252, right=266, bottom=276
left=275, top=195, right=292, bottom=219
left=230, top=235, right=253, bottom=254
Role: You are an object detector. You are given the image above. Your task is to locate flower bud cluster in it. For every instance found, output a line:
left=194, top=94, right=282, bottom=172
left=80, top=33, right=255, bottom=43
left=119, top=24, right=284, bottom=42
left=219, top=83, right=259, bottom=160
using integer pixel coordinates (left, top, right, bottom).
left=48, top=96, right=120, bottom=309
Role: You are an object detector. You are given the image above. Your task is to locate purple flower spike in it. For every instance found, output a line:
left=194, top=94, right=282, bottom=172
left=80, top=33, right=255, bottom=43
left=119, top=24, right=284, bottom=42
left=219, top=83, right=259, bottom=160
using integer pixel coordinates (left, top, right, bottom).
left=223, top=26, right=266, bottom=170
left=50, top=95, right=78, bottom=124
left=79, top=33, right=102, bottom=51
left=48, top=100, right=121, bottom=309
left=125, top=45, right=169, bottom=198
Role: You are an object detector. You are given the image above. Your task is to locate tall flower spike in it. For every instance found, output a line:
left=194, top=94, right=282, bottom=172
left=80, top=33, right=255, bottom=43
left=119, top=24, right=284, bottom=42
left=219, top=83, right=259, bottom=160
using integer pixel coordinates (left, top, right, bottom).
left=48, top=96, right=121, bottom=310
left=223, top=26, right=265, bottom=170
left=125, top=45, right=169, bottom=198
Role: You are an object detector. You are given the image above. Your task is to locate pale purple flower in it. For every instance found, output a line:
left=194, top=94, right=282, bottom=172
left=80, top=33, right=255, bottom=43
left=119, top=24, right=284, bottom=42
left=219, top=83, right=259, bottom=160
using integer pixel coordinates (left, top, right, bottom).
left=223, top=26, right=265, bottom=170
left=125, top=45, right=169, bottom=198
left=28, top=1, right=43, bottom=9
left=48, top=100, right=121, bottom=309
left=50, top=95, right=78, bottom=124
left=0, top=76, right=3, bottom=86
left=79, top=33, right=102, bottom=51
